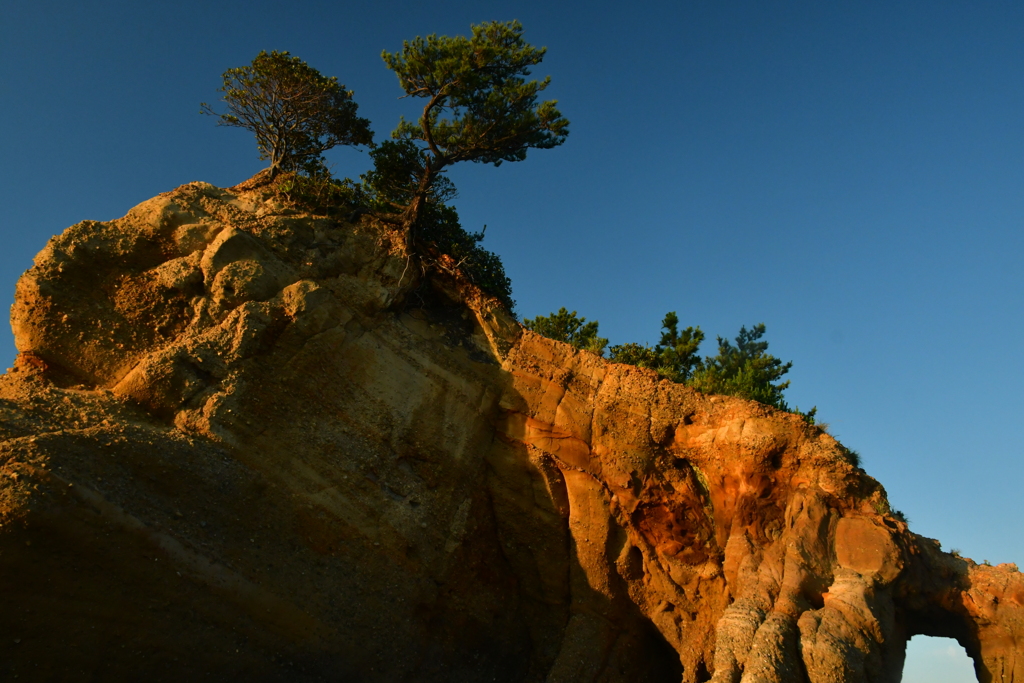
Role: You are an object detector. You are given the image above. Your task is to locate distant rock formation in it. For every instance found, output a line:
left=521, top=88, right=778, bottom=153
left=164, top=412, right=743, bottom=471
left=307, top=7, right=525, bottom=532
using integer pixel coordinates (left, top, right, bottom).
left=1, top=178, right=1021, bottom=681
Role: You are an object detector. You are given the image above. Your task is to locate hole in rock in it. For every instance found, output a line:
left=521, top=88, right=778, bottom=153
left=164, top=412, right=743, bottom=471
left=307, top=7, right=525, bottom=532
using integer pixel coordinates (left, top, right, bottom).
left=901, top=635, right=977, bottom=682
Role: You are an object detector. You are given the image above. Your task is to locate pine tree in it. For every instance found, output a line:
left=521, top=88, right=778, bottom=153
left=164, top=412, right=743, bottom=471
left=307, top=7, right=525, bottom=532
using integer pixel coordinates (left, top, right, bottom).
left=379, top=21, right=569, bottom=246
left=608, top=312, right=704, bottom=382
left=523, top=308, right=607, bottom=355
left=202, top=51, right=373, bottom=177
left=688, top=323, right=792, bottom=409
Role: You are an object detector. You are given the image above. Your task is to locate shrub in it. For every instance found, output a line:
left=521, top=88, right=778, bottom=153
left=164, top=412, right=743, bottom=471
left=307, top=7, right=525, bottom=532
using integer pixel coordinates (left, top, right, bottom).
left=547, top=312, right=820, bottom=422
left=841, top=447, right=862, bottom=468
left=688, top=323, right=793, bottom=410
left=523, top=308, right=607, bottom=354
left=278, top=172, right=363, bottom=216
left=608, top=312, right=704, bottom=383
left=361, top=140, right=515, bottom=310
left=419, top=203, right=515, bottom=311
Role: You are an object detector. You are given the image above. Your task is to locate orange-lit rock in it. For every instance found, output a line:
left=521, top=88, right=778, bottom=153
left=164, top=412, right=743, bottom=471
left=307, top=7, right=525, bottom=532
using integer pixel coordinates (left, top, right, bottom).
left=1, top=177, right=1021, bottom=681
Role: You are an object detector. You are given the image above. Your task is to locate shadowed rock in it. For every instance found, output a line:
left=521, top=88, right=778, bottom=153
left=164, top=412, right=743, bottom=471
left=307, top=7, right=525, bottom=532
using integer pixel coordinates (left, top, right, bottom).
left=1, top=178, right=1020, bottom=681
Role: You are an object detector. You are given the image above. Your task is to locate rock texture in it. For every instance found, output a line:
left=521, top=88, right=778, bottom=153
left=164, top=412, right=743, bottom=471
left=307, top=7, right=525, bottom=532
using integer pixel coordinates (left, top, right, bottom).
left=1, top=178, right=1021, bottom=682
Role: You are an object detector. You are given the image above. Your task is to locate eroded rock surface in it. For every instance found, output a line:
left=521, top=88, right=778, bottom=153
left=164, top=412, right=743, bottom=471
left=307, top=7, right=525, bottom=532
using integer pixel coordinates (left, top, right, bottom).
left=1, top=179, right=1021, bottom=681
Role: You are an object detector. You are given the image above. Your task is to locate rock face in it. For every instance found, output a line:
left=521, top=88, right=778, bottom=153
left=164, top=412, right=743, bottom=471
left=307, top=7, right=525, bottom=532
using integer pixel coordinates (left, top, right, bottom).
left=1, top=179, right=1021, bottom=682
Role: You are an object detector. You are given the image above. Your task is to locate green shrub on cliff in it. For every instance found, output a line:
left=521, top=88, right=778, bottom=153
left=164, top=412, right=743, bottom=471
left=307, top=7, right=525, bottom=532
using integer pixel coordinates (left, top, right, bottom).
left=688, top=323, right=792, bottom=409
left=416, top=203, right=514, bottom=311
left=523, top=308, right=608, bottom=355
left=206, top=22, right=567, bottom=316
left=608, top=312, right=704, bottom=383
left=362, top=139, right=514, bottom=310
left=686, top=323, right=817, bottom=422
left=277, top=174, right=365, bottom=216
left=529, top=310, right=816, bottom=420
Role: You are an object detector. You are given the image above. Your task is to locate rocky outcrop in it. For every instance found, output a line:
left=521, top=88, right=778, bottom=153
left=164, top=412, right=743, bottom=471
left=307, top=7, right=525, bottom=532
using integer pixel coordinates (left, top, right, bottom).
left=1, top=178, right=1021, bottom=681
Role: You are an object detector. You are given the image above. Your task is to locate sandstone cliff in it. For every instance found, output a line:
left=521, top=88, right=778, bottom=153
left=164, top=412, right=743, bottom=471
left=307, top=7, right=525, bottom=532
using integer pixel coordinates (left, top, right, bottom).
left=1, top=178, right=1021, bottom=682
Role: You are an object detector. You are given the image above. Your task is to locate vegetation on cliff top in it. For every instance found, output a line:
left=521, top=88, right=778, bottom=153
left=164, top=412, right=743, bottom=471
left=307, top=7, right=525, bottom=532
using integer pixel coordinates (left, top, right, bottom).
left=378, top=20, right=569, bottom=249
left=522, top=307, right=608, bottom=356
left=525, top=309, right=817, bottom=421
left=204, top=21, right=566, bottom=313
left=204, top=26, right=814, bottom=418
left=200, top=50, right=373, bottom=177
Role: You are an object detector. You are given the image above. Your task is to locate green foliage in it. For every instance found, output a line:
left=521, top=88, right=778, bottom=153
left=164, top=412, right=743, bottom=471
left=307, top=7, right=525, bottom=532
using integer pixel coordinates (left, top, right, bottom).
left=688, top=324, right=794, bottom=411
left=419, top=202, right=515, bottom=311
left=608, top=317, right=792, bottom=404
left=871, top=498, right=890, bottom=517
left=366, top=19, right=569, bottom=310
left=363, top=140, right=514, bottom=310
left=380, top=20, right=568, bottom=237
left=599, top=314, right=812, bottom=417
left=202, top=51, right=373, bottom=176
left=794, top=406, right=818, bottom=425
left=527, top=310, right=808, bottom=416
left=362, top=140, right=455, bottom=214
left=608, top=312, right=705, bottom=383
left=842, top=447, right=862, bottom=468
left=382, top=20, right=569, bottom=166
left=278, top=172, right=363, bottom=216
left=523, top=308, right=608, bottom=355
left=871, top=498, right=907, bottom=524
left=656, top=313, right=706, bottom=383
left=605, top=342, right=657, bottom=368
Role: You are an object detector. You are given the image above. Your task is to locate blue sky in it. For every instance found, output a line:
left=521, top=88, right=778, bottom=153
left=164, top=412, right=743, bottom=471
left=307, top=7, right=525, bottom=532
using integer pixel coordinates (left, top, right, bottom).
left=2, top=2, right=1019, bottom=678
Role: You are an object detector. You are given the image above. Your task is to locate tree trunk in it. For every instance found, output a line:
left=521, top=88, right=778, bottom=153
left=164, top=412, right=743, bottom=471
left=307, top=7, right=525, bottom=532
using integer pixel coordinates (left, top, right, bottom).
left=401, top=163, right=438, bottom=252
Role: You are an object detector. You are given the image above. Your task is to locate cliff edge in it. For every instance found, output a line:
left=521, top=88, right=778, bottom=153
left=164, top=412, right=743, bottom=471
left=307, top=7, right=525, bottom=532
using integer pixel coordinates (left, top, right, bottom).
left=1, top=179, right=1021, bottom=682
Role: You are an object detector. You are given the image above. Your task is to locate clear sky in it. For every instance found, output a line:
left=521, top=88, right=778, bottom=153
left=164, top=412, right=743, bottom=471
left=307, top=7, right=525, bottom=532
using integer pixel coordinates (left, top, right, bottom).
left=2, top=1, right=1018, bottom=678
